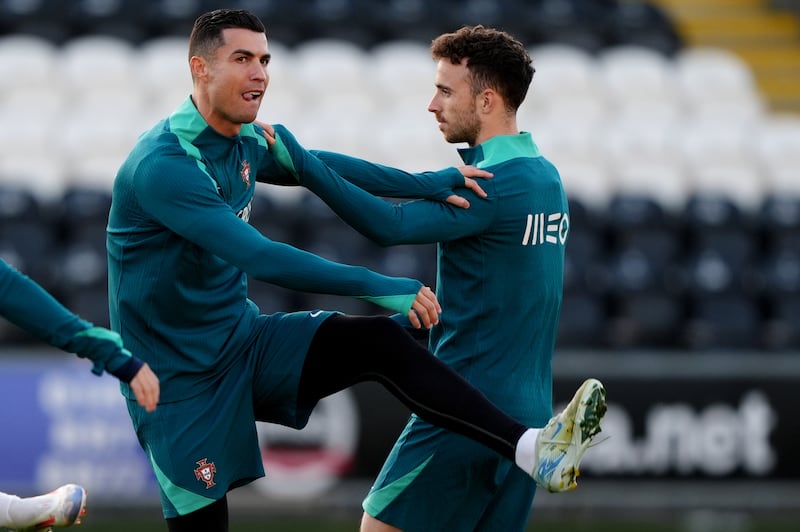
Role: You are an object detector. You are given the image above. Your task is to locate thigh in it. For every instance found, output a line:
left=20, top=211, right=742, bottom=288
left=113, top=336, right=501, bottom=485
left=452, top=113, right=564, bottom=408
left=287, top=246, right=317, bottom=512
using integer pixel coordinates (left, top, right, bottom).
left=364, top=416, right=515, bottom=532
left=127, top=364, right=263, bottom=519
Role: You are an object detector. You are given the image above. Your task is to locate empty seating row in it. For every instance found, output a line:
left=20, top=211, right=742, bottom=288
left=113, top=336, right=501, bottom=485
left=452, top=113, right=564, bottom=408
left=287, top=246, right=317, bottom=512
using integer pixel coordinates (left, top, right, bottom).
left=0, top=186, right=798, bottom=351
left=0, top=0, right=682, bottom=54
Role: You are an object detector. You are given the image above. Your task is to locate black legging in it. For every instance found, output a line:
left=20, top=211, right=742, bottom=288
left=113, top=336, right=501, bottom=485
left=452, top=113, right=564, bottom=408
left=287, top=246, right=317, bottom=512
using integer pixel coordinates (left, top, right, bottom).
left=298, top=314, right=527, bottom=460
left=167, top=314, right=527, bottom=531
left=166, top=495, right=228, bottom=532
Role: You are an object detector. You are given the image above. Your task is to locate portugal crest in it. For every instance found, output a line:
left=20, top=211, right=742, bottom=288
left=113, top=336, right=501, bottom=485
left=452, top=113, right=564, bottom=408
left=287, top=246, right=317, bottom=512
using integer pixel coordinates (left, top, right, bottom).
left=194, top=458, right=217, bottom=489
left=240, top=160, right=251, bottom=188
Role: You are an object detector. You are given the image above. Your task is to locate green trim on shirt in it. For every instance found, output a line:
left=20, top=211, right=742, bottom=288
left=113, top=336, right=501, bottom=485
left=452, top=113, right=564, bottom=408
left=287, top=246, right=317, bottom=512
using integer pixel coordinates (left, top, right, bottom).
left=458, top=132, right=541, bottom=168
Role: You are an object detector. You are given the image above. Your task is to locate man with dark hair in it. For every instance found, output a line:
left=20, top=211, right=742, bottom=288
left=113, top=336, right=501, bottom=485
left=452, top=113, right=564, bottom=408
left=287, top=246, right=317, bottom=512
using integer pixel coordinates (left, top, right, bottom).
left=0, top=259, right=158, bottom=531
left=110, top=9, right=604, bottom=532
left=263, top=24, right=596, bottom=531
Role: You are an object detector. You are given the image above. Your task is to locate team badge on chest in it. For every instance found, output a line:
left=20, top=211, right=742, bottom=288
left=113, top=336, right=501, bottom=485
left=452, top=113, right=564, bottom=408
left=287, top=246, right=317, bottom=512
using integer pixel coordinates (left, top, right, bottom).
left=240, top=160, right=251, bottom=188
left=194, top=458, right=217, bottom=488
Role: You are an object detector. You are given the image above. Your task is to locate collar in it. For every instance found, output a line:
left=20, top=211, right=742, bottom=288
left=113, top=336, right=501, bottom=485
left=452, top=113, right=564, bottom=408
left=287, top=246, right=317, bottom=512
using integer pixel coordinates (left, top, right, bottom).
left=169, top=96, right=259, bottom=145
left=457, top=132, right=541, bottom=168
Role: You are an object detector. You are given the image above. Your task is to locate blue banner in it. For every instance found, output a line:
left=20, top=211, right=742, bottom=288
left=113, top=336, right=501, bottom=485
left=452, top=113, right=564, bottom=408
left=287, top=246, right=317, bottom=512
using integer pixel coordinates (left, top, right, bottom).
left=0, top=353, right=158, bottom=499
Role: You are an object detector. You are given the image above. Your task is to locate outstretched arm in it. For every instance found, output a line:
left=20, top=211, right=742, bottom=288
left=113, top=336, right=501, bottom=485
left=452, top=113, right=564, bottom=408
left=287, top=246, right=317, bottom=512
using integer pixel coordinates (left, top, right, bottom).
left=133, top=156, right=441, bottom=327
left=312, top=149, right=490, bottom=207
left=0, top=260, right=159, bottom=411
left=266, top=124, right=495, bottom=246
left=254, top=121, right=490, bottom=205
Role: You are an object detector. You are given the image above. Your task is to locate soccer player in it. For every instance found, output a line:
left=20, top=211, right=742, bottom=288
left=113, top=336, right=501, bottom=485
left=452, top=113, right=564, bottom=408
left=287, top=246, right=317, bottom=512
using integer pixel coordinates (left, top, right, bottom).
left=262, top=25, right=591, bottom=532
left=108, top=9, right=605, bottom=532
left=0, top=259, right=159, bottom=530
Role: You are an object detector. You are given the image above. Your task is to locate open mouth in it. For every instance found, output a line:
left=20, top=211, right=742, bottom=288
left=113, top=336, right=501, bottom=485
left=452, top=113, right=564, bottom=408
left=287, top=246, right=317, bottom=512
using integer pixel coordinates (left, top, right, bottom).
left=243, top=91, right=262, bottom=102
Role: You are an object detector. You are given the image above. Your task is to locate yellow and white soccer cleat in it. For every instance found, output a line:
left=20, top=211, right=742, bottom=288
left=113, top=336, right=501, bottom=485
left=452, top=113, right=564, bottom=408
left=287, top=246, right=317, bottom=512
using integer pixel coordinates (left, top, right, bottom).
left=532, top=378, right=607, bottom=492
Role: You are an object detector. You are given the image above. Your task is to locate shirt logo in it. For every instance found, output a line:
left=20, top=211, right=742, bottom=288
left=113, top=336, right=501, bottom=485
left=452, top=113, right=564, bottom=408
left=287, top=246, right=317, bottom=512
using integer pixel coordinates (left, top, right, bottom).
left=241, top=160, right=251, bottom=188
left=194, top=458, right=217, bottom=489
left=522, top=212, right=569, bottom=246
left=237, top=198, right=253, bottom=223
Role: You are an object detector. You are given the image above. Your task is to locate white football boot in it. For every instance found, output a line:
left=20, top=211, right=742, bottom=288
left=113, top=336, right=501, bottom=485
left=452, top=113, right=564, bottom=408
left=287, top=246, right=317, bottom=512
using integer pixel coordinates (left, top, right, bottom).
left=532, top=378, right=607, bottom=492
left=15, top=484, right=87, bottom=531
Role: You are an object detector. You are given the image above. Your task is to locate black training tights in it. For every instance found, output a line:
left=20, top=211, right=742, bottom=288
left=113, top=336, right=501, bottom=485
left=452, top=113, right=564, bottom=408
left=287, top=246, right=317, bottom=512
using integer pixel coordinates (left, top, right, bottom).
left=298, top=314, right=527, bottom=459
left=166, top=315, right=527, bottom=531
left=166, top=495, right=228, bottom=532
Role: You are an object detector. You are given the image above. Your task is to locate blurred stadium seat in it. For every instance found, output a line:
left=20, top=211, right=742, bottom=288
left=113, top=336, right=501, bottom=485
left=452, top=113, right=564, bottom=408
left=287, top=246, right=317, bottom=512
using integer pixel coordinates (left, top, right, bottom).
left=603, top=0, right=682, bottom=55
left=369, top=0, right=455, bottom=43
left=51, top=187, right=113, bottom=328
left=763, top=293, right=800, bottom=350
left=557, top=292, right=608, bottom=348
left=602, top=193, right=686, bottom=346
left=527, top=44, right=599, bottom=110
left=61, top=0, right=146, bottom=42
left=0, top=0, right=69, bottom=42
left=524, top=0, right=609, bottom=51
left=0, top=185, right=55, bottom=286
left=675, top=47, right=766, bottom=121
left=563, top=198, right=608, bottom=295
left=558, top=197, right=610, bottom=348
left=0, top=184, right=58, bottom=342
left=0, top=34, right=56, bottom=94
left=684, top=293, right=763, bottom=351
left=756, top=115, right=800, bottom=197
left=682, top=195, right=759, bottom=303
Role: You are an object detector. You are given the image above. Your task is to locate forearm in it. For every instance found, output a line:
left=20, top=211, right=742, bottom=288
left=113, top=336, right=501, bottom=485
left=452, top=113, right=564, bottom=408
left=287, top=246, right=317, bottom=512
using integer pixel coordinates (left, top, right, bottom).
left=168, top=211, right=424, bottom=315
left=311, top=149, right=463, bottom=200
left=0, top=261, right=142, bottom=381
left=244, top=239, right=423, bottom=314
left=0, top=260, right=89, bottom=347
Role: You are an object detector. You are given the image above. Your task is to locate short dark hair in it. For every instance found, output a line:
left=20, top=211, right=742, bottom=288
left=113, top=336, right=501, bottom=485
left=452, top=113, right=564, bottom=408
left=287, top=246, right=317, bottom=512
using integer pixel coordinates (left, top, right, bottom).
left=430, top=25, right=534, bottom=111
left=188, top=9, right=266, bottom=60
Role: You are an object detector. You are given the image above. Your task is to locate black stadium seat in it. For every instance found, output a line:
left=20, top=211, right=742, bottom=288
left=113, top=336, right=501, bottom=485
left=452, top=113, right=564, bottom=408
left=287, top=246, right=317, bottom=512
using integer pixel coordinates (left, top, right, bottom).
left=524, top=0, right=609, bottom=51
left=0, top=0, right=68, bottom=42
left=684, top=293, right=762, bottom=351
left=763, top=295, right=800, bottom=350
left=0, top=0, right=686, bottom=56
left=557, top=292, right=608, bottom=349
left=0, top=185, right=56, bottom=289
left=682, top=194, right=759, bottom=297
left=603, top=0, right=683, bottom=55
left=62, top=0, right=146, bottom=42
left=50, top=187, right=113, bottom=328
left=0, top=185, right=59, bottom=343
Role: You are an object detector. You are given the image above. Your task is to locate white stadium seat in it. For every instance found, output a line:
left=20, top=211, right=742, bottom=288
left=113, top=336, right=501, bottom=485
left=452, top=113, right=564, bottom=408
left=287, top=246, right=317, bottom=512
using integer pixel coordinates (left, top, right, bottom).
left=598, top=45, right=680, bottom=112
left=60, top=35, right=141, bottom=104
left=0, top=29, right=793, bottom=215
left=675, top=47, right=765, bottom=122
left=0, top=34, right=56, bottom=94
left=368, top=40, right=435, bottom=115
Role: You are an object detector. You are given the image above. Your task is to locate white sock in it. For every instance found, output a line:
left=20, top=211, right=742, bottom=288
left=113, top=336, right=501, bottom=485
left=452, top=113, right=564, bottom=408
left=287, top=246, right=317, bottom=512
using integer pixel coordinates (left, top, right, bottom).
left=2, top=491, right=54, bottom=528
left=514, top=428, right=541, bottom=474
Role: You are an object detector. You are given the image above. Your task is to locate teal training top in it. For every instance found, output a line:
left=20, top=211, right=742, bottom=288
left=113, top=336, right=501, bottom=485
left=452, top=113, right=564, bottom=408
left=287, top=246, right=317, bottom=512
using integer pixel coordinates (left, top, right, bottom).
left=107, top=97, right=427, bottom=402
left=0, top=259, right=142, bottom=381
left=271, top=126, right=567, bottom=426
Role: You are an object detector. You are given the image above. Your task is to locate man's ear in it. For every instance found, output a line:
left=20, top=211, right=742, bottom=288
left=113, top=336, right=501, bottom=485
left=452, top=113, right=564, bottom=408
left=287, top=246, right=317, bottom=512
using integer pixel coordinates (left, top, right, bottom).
left=480, top=89, right=496, bottom=114
left=189, top=56, right=207, bottom=80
